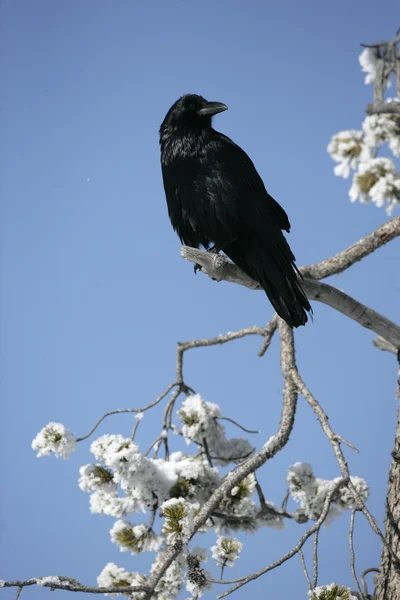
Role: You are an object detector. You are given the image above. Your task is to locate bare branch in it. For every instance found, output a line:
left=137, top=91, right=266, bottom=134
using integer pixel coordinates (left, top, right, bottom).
left=350, top=509, right=366, bottom=600
left=14, top=587, right=23, bottom=600
left=181, top=247, right=261, bottom=289
left=373, top=336, right=399, bottom=355
left=301, top=216, right=400, bottom=279
left=130, top=416, right=141, bottom=441
left=366, top=102, right=400, bottom=116
left=313, top=530, right=319, bottom=588
left=202, top=437, right=214, bottom=467
left=182, top=217, right=400, bottom=283
left=290, top=367, right=400, bottom=566
left=335, top=435, right=360, bottom=454
left=76, top=382, right=178, bottom=442
left=216, top=416, right=259, bottom=434
left=258, top=314, right=279, bottom=357
left=298, top=549, right=312, bottom=591
left=361, top=567, right=380, bottom=596
left=180, top=246, right=400, bottom=349
left=302, top=279, right=400, bottom=349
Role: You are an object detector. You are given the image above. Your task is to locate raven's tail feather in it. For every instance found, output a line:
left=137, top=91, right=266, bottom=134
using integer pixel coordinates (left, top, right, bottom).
left=224, top=237, right=311, bottom=328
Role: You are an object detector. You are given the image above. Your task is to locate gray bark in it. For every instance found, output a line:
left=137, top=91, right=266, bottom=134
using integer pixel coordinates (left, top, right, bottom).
left=375, top=396, right=400, bottom=600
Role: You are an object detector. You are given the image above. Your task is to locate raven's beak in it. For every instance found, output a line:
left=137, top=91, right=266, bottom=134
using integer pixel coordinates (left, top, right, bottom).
left=197, top=101, right=228, bottom=117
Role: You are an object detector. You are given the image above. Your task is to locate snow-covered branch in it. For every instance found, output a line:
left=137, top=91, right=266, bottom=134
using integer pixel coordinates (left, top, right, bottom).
left=0, top=578, right=149, bottom=595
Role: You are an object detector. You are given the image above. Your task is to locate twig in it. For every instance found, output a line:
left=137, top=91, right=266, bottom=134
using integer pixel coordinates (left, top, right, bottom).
left=147, top=506, right=157, bottom=532
left=301, top=216, right=400, bottom=279
left=373, top=336, right=398, bottom=355
left=216, top=416, right=259, bottom=434
left=290, top=368, right=356, bottom=475
left=255, top=476, right=266, bottom=506
left=335, top=435, right=360, bottom=453
left=258, top=315, right=279, bottom=357
left=312, top=530, right=319, bottom=589
left=361, top=567, right=380, bottom=596
left=202, top=437, right=214, bottom=467
left=176, top=326, right=269, bottom=383
left=302, top=279, right=400, bottom=349
left=144, top=436, right=162, bottom=457
left=298, top=549, right=312, bottom=591
left=290, top=367, right=400, bottom=566
left=208, top=450, right=255, bottom=463
left=349, top=509, right=365, bottom=600
left=130, top=417, right=141, bottom=441
left=214, top=479, right=346, bottom=598
left=163, top=387, right=183, bottom=432
left=14, top=587, right=23, bottom=600
left=281, top=491, right=290, bottom=512
left=76, top=382, right=177, bottom=442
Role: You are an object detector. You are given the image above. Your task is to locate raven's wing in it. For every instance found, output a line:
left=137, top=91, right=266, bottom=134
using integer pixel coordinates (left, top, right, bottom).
left=208, top=132, right=310, bottom=327
left=210, top=132, right=291, bottom=233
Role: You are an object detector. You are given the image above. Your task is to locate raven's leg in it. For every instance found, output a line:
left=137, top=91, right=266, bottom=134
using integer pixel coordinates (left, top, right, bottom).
left=194, top=239, right=238, bottom=273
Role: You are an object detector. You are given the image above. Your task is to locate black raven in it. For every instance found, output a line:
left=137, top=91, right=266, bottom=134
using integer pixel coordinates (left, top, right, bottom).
left=159, top=94, right=311, bottom=328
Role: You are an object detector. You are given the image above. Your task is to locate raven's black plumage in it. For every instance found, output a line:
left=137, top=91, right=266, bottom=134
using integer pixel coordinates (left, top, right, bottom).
left=159, top=94, right=311, bottom=328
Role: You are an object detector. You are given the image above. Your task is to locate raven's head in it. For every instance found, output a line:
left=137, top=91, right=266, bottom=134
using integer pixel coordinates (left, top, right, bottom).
left=160, top=94, right=228, bottom=132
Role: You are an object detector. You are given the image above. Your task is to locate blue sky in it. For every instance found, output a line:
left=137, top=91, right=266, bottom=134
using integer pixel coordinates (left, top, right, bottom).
left=1, top=1, right=399, bottom=598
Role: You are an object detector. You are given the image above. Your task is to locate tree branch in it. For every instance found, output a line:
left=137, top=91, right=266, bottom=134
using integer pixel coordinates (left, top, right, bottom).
left=181, top=247, right=400, bottom=349
left=303, top=279, right=400, bottom=349
left=182, top=217, right=400, bottom=282
left=215, top=480, right=346, bottom=598
left=301, top=217, right=400, bottom=280
left=366, top=102, right=400, bottom=116
left=144, top=321, right=299, bottom=597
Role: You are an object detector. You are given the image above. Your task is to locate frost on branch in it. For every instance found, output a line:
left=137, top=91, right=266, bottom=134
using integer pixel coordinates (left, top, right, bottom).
left=328, top=47, right=400, bottom=215
left=31, top=422, right=76, bottom=459
left=211, top=535, right=243, bottom=568
left=150, top=551, right=186, bottom=600
left=161, top=497, right=202, bottom=542
left=186, top=548, right=212, bottom=598
left=178, top=394, right=254, bottom=464
left=97, top=563, right=146, bottom=597
left=349, top=157, right=400, bottom=214
left=327, top=130, right=370, bottom=179
left=36, top=576, right=71, bottom=588
left=110, top=520, right=162, bottom=553
left=363, top=101, right=400, bottom=156
left=288, top=463, right=369, bottom=525
left=309, top=583, right=358, bottom=599
left=359, top=47, right=394, bottom=87
left=31, top=389, right=371, bottom=599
